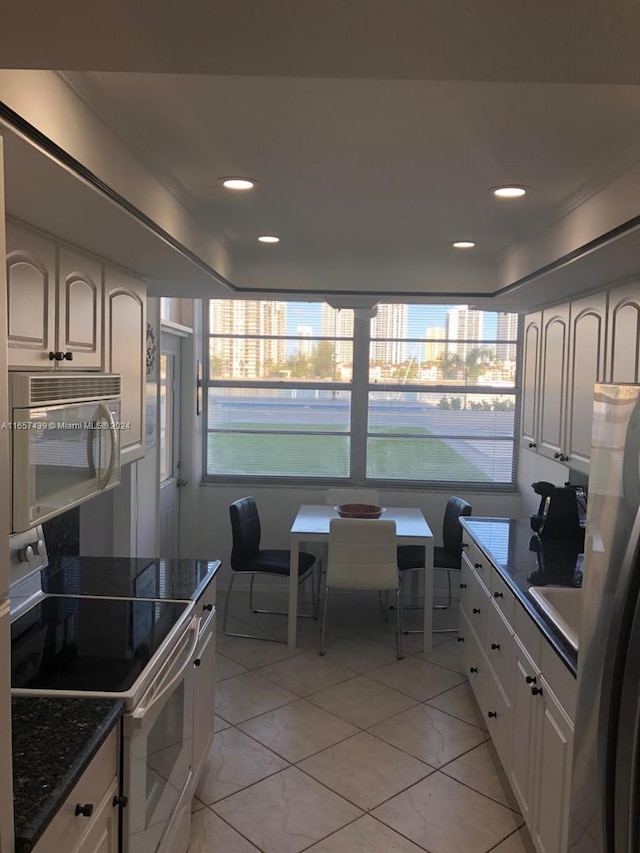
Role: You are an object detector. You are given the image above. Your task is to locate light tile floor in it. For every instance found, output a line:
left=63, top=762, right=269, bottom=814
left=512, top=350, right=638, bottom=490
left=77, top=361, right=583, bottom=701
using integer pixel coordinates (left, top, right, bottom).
left=190, top=590, right=536, bottom=853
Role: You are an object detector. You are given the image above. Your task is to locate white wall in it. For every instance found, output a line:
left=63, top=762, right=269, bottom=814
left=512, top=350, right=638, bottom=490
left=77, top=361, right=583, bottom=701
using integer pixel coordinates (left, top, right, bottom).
left=517, top=448, right=572, bottom=517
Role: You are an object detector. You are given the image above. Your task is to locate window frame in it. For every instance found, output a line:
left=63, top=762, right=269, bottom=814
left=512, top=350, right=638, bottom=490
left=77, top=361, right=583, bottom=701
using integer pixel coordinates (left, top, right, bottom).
left=203, top=300, right=521, bottom=491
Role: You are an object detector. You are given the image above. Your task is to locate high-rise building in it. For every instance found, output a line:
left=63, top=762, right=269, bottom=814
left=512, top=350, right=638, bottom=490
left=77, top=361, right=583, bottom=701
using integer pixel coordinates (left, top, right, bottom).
left=371, top=303, right=408, bottom=364
left=321, top=304, right=354, bottom=365
left=209, top=299, right=286, bottom=377
left=446, top=306, right=484, bottom=361
left=296, top=325, right=314, bottom=357
left=496, top=312, right=519, bottom=361
left=424, top=326, right=447, bottom=362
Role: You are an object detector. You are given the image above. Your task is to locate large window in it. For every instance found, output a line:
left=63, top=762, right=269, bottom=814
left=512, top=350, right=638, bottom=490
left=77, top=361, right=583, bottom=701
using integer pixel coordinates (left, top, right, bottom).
left=205, top=300, right=519, bottom=487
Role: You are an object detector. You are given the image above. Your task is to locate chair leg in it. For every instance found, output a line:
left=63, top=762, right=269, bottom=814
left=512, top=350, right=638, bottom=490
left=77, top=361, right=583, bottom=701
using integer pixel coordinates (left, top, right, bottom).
left=223, top=572, right=287, bottom=643
left=379, top=590, right=389, bottom=623
left=310, top=567, right=318, bottom=620
left=248, top=571, right=316, bottom=619
left=396, top=587, right=403, bottom=660
left=249, top=573, right=256, bottom=611
left=447, top=568, right=453, bottom=607
left=320, top=587, right=330, bottom=655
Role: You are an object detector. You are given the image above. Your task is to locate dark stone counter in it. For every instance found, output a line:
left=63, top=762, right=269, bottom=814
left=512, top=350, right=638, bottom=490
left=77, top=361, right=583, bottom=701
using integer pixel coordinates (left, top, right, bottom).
left=12, top=697, right=123, bottom=853
left=42, top=556, right=220, bottom=601
left=460, top=517, right=582, bottom=676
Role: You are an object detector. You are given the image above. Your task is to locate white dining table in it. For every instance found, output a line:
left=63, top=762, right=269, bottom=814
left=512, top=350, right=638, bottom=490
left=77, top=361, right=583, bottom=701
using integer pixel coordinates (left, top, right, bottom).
left=289, top=505, right=434, bottom=651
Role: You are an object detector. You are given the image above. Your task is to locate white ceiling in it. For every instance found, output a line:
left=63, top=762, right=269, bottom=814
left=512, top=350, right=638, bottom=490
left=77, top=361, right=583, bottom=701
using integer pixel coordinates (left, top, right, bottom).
left=2, top=1, right=640, bottom=310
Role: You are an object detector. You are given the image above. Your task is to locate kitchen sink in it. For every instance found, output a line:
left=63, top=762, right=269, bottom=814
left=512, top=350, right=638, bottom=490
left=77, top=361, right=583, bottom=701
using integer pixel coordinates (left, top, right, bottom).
left=528, top=586, right=583, bottom=651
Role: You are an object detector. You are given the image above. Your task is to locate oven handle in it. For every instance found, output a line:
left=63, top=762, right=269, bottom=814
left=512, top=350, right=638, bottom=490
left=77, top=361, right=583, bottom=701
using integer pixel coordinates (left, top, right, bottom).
left=131, top=615, right=200, bottom=727
left=99, top=403, right=118, bottom=486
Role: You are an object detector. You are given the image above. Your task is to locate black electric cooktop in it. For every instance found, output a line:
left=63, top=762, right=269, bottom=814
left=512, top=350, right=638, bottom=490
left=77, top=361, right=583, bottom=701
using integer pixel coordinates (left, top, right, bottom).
left=11, top=596, right=189, bottom=694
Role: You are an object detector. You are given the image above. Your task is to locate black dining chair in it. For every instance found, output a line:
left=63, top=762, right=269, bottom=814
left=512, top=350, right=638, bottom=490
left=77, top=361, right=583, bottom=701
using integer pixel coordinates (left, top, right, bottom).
left=397, top=496, right=472, bottom=634
left=223, top=496, right=318, bottom=641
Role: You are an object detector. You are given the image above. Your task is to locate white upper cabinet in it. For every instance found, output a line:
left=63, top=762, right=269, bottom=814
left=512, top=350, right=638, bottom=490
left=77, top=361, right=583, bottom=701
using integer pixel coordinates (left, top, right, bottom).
left=607, top=281, right=640, bottom=384
left=564, top=292, right=607, bottom=473
left=103, top=265, right=146, bottom=464
left=6, top=221, right=103, bottom=369
left=538, top=304, right=570, bottom=463
left=520, top=312, right=541, bottom=451
left=57, top=248, right=102, bottom=369
left=6, top=220, right=57, bottom=368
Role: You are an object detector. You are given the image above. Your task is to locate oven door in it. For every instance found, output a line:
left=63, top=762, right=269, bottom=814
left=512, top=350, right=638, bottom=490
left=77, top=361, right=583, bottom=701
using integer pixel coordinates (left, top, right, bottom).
left=12, top=399, right=120, bottom=530
left=123, top=614, right=200, bottom=853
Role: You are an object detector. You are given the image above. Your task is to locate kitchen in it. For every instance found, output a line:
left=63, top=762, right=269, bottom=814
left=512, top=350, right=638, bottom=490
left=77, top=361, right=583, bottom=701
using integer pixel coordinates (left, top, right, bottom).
left=1, top=3, right=640, bottom=853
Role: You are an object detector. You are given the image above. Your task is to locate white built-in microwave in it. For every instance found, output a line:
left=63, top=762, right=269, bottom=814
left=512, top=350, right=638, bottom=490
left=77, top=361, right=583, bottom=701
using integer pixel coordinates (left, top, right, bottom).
left=10, top=373, right=122, bottom=532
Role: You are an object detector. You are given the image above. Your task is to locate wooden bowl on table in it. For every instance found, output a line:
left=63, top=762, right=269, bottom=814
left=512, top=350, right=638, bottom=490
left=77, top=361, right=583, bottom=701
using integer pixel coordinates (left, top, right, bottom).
left=334, top=503, right=386, bottom=519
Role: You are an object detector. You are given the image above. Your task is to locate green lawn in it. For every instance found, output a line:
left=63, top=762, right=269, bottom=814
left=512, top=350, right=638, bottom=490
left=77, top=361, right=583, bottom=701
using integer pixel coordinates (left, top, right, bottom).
left=207, top=423, right=490, bottom=481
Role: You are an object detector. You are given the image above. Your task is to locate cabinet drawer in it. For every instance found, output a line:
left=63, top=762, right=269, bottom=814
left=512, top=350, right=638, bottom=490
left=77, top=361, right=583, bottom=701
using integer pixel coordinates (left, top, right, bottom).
left=460, top=609, right=486, bottom=705
left=35, top=728, right=118, bottom=853
left=514, top=601, right=542, bottom=668
left=460, top=558, right=490, bottom=647
left=541, top=637, right=576, bottom=723
left=490, top=570, right=515, bottom=623
left=461, top=539, right=491, bottom=587
left=485, top=603, right=515, bottom=702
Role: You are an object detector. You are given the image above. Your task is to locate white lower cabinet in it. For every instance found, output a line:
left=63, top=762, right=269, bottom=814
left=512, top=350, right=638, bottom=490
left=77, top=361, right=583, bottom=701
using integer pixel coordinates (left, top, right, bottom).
left=34, top=728, right=119, bottom=853
left=460, top=546, right=575, bottom=853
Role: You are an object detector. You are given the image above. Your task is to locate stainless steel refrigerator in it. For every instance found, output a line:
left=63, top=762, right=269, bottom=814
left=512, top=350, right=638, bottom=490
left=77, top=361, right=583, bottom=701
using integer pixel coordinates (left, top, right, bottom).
left=570, top=383, right=640, bottom=853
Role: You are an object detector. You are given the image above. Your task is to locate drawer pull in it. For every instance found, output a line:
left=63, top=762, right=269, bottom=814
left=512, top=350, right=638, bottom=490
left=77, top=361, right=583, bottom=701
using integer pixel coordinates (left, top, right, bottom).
left=525, top=675, right=537, bottom=685
left=75, top=803, right=94, bottom=818
left=472, top=608, right=481, bottom=614
left=474, top=563, right=482, bottom=569
left=491, top=642, right=500, bottom=650
left=113, top=795, right=128, bottom=808
left=493, top=591, right=504, bottom=599
left=194, top=658, right=202, bottom=667
left=531, top=686, right=543, bottom=696
left=457, top=636, right=465, bottom=643
left=469, top=666, right=478, bottom=674
left=528, top=442, right=537, bottom=448
left=459, top=583, right=467, bottom=589
left=461, top=542, right=468, bottom=549
left=202, top=603, right=213, bottom=612
left=487, top=711, right=497, bottom=719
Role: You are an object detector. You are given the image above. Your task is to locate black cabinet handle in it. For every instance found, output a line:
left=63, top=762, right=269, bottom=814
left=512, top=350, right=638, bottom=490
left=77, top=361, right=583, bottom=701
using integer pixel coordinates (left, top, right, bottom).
left=491, top=642, right=500, bottom=650
left=113, top=795, right=128, bottom=808
left=63, top=351, right=73, bottom=361
left=472, top=608, right=480, bottom=614
left=469, top=667, right=478, bottom=674
left=194, top=658, right=202, bottom=667
left=461, top=542, right=468, bottom=549
left=49, top=351, right=64, bottom=361
left=75, top=803, right=94, bottom=818
left=531, top=686, right=543, bottom=696
left=457, top=636, right=465, bottom=643
left=525, top=675, right=537, bottom=684
left=459, top=583, right=467, bottom=589
left=203, top=603, right=213, bottom=611
left=493, top=591, right=504, bottom=599
left=474, top=563, right=482, bottom=569
left=528, top=442, right=537, bottom=448
left=488, top=711, right=497, bottom=719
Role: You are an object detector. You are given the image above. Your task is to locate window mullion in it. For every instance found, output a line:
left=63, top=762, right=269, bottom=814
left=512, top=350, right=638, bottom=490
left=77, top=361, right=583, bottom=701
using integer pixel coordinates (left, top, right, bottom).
left=350, top=313, right=371, bottom=483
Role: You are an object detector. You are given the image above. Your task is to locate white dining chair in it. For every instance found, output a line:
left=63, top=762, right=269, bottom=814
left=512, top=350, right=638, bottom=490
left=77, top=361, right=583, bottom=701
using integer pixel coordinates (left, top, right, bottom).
left=315, top=488, right=383, bottom=603
left=320, top=517, right=403, bottom=659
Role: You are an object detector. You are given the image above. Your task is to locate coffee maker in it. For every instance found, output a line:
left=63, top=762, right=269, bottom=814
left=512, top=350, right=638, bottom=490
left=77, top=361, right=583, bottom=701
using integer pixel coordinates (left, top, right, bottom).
left=530, top=481, right=587, bottom=542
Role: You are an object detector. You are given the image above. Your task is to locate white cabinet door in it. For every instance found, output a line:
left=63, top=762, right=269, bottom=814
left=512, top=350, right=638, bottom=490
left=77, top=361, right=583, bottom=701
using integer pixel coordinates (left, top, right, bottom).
left=532, top=678, right=574, bottom=853
left=58, top=248, right=102, bottom=369
left=103, top=267, right=146, bottom=464
left=520, top=312, right=542, bottom=451
left=6, top=219, right=57, bottom=369
left=538, top=305, right=570, bottom=462
left=508, top=637, right=540, bottom=826
left=607, top=281, right=640, bottom=384
left=565, top=292, right=607, bottom=472
left=71, top=780, right=119, bottom=853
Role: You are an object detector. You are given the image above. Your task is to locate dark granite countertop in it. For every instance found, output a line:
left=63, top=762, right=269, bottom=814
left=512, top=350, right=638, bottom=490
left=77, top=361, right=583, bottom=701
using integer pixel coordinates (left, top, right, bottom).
left=12, top=696, right=123, bottom=853
left=460, top=517, right=582, bottom=676
left=42, top=556, right=220, bottom=601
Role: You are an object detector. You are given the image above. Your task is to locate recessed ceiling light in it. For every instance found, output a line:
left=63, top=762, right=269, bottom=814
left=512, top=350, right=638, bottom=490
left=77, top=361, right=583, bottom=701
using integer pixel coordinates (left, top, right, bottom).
left=493, top=186, right=527, bottom=198
left=258, top=235, right=280, bottom=244
left=220, top=177, right=256, bottom=190
left=452, top=241, right=476, bottom=249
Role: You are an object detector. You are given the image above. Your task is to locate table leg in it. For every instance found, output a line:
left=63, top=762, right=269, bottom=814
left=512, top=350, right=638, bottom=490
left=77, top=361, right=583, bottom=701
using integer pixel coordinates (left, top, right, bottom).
left=288, top=537, right=300, bottom=647
left=422, top=537, right=434, bottom=652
